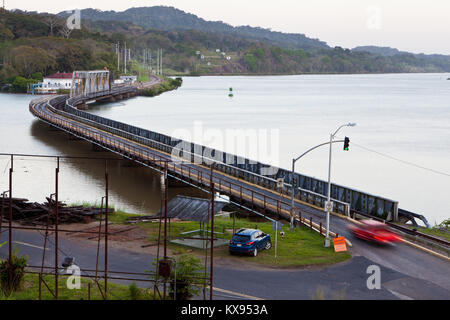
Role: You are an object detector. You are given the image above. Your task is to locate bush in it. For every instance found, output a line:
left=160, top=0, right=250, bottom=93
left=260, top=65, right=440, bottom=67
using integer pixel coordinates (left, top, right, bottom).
left=140, top=77, right=182, bottom=97
left=11, top=76, right=38, bottom=93
left=243, top=54, right=258, bottom=72
left=31, top=72, right=43, bottom=81
left=0, top=250, right=28, bottom=297
left=438, top=218, right=449, bottom=229
left=169, top=255, right=206, bottom=300
left=128, top=282, right=141, bottom=300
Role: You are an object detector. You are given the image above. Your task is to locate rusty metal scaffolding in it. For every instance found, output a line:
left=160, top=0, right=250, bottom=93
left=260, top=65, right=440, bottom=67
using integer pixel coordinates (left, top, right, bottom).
left=70, top=70, right=110, bottom=98
left=0, top=153, right=213, bottom=300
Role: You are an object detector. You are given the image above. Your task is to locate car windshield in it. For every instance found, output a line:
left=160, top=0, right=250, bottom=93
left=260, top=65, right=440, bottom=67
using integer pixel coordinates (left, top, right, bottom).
left=232, top=235, right=251, bottom=243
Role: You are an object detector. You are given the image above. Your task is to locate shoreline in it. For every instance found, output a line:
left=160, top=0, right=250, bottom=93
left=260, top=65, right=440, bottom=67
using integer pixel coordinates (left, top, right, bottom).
left=1, top=71, right=448, bottom=95
left=168, top=71, right=450, bottom=77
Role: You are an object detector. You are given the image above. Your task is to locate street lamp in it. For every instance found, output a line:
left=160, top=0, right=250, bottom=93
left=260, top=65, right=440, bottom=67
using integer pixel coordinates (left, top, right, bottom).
left=324, top=122, right=356, bottom=247
left=289, top=123, right=356, bottom=230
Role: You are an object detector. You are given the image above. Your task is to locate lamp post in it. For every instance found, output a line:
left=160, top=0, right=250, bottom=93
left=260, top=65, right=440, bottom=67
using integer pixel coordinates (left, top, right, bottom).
left=324, top=122, right=356, bottom=247
left=289, top=123, right=356, bottom=235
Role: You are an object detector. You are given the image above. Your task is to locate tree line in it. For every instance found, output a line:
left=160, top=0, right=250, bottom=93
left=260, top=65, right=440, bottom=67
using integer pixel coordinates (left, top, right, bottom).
left=1, top=9, right=450, bottom=92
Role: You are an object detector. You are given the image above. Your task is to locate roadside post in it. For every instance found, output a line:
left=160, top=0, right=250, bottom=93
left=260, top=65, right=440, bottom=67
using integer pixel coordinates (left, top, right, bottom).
left=272, top=221, right=281, bottom=258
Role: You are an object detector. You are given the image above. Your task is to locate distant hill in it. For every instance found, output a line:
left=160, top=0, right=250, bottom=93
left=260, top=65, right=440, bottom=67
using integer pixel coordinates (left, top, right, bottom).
left=353, top=46, right=404, bottom=56
left=58, top=6, right=329, bottom=50
left=2, top=8, right=450, bottom=93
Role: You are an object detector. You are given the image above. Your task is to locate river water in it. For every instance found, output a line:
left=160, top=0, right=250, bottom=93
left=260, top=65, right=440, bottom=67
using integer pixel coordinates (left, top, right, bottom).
left=1, top=73, right=449, bottom=224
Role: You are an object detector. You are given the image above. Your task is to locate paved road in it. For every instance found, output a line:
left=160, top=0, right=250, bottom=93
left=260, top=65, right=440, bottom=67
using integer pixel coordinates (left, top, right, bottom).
left=1, top=228, right=449, bottom=300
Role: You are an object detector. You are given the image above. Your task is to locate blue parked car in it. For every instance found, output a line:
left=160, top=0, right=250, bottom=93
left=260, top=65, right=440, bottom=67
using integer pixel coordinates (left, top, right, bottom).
left=229, top=228, right=272, bottom=256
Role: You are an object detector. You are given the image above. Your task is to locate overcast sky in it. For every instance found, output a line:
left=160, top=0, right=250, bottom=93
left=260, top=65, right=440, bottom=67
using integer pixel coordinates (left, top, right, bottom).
left=10, top=0, right=450, bottom=55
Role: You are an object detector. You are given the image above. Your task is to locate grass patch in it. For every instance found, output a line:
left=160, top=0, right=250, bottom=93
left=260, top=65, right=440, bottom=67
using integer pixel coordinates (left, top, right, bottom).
left=397, top=223, right=450, bottom=242
left=0, top=273, right=155, bottom=300
left=132, top=215, right=351, bottom=268
left=108, top=210, right=139, bottom=224
left=67, top=201, right=113, bottom=209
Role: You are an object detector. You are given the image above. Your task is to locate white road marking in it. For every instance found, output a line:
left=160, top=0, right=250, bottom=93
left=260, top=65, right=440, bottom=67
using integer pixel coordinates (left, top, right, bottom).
left=13, top=241, right=45, bottom=250
left=210, top=286, right=264, bottom=300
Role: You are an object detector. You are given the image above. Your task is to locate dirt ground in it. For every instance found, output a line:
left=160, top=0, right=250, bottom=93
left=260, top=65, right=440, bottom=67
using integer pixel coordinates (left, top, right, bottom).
left=10, top=220, right=347, bottom=271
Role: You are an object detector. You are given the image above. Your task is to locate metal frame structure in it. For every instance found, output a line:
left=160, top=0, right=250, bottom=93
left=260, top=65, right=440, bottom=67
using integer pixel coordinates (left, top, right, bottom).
left=70, top=71, right=110, bottom=98
left=0, top=153, right=214, bottom=300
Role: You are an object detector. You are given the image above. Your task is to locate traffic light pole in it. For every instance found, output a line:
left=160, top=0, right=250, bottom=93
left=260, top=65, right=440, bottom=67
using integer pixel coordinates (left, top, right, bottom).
left=324, top=133, right=333, bottom=247
left=290, top=139, right=346, bottom=229
left=324, top=123, right=356, bottom=247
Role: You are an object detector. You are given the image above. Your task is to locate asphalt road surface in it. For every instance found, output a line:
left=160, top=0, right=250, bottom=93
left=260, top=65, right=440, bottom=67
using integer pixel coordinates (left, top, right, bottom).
left=1, top=227, right=449, bottom=300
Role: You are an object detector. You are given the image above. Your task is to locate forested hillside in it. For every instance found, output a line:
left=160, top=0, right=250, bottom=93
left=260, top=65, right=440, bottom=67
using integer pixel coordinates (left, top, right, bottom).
left=60, top=6, right=329, bottom=50
left=2, top=8, right=450, bottom=93
left=0, top=10, right=121, bottom=92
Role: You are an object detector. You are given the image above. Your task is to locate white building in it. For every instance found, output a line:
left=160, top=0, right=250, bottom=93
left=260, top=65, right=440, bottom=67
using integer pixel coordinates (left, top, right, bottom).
left=34, top=73, right=73, bottom=94
left=119, top=75, right=137, bottom=84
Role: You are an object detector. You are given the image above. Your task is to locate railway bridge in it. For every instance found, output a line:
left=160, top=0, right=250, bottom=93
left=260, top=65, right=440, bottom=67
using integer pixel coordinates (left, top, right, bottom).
left=28, top=81, right=429, bottom=237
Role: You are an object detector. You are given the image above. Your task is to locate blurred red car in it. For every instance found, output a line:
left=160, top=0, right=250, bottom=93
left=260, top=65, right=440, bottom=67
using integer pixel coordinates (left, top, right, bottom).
left=348, top=220, right=402, bottom=245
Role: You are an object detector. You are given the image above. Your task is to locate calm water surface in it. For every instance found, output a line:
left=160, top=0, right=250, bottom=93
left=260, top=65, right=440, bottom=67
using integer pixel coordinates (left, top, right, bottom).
left=1, top=73, right=449, bottom=224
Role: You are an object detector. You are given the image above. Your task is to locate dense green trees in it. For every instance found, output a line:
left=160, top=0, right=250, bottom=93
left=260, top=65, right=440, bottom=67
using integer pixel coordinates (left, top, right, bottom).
left=10, top=45, right=56, bottom=77
left=1, top=9, right=450, bottom=92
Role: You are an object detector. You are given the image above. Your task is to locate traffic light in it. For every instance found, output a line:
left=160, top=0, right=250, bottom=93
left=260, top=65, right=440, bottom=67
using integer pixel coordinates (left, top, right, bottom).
left=343, top=137, right=350, bottom=151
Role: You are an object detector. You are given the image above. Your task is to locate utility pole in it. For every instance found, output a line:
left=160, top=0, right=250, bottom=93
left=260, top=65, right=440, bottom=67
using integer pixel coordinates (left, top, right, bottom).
left=289, top=122, right=356, bottom=235
left=160, top=48, right=163, bottom=75
left=156, top=49, right=159, bottom=75
left=324, top=123, right=356, bottom=247
left=149, top=51, right=152, bottom=73
left=124, top=42, right=127, bottom=74
left=116, top=42, right=120, bottom=72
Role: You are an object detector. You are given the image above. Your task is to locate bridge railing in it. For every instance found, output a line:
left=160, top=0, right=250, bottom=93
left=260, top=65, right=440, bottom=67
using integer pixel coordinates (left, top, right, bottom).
left=31, top=97, right=308, bottom=223
left=60, top=95, right=351, bottom=216
left=54, top=91, right=397, bottom=220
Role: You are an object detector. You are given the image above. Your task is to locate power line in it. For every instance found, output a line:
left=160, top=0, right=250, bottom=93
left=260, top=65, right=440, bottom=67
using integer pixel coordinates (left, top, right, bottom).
left=337, top=135, right=450, bottom=178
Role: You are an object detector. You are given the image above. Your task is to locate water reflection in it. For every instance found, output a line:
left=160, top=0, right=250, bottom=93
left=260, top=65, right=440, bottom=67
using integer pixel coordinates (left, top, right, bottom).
left=3, top=120, right=206, bottom=214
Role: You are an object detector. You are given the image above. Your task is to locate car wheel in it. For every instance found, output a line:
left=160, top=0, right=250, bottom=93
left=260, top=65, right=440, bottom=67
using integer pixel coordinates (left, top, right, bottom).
left=265, top=241, right=272, bottom=250
left=253, top=248, right=258, bottom=257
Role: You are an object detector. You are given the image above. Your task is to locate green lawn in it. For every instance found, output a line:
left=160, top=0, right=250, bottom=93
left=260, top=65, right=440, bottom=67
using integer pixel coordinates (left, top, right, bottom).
left=110, top=212, right=351, bottom=268
left=396, top=223, right=450, bottom=242
left=1, top=273, right=155, bottom=300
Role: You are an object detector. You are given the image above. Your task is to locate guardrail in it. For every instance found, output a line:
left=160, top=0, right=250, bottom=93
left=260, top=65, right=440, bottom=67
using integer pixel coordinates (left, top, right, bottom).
left=64, top=93, right=351, bottom=215
left=351, top=209, right=449, bottom=247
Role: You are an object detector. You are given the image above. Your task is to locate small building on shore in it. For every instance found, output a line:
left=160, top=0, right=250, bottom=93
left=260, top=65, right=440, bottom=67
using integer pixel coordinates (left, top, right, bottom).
left=33, top=73, right=74, bottom=94
left=119, top=75, right=137, bottom=84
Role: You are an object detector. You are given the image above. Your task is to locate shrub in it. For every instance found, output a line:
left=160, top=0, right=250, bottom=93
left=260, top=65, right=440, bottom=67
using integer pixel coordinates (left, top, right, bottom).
left=0, top=250, right=28, bottom=297
left=169, top=255, right=206, bottom=300
left=128, top=282, right=141, bottom=300
left=11, top=76, right=38, bottom=93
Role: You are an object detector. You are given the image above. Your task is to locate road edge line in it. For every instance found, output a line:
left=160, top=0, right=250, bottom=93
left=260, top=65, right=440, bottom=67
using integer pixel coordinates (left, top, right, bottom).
left=210, top=286, right=264, bottom=300
left=400, top=238, right=450, bottom=261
